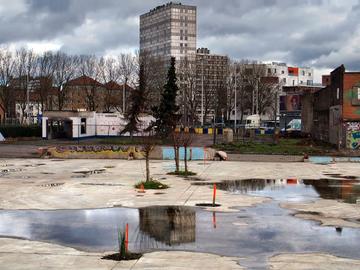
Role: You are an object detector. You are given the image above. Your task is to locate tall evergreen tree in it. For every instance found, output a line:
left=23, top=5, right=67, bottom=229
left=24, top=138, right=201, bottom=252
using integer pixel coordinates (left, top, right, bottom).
left=152, top=57, right=180, bottom=137
left=122, top=64, right=147, bottom=137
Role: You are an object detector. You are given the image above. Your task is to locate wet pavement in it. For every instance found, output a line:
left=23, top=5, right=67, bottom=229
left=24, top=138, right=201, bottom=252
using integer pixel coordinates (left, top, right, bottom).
left=1, top=160, right=360, bottom=269
left=0, top=202, right=360, bottom=269
left=193, top=178, right=360, bottom=204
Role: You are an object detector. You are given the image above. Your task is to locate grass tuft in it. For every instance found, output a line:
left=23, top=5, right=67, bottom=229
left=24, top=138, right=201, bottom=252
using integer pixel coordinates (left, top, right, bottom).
left=134, top=179, right=169, bottom=189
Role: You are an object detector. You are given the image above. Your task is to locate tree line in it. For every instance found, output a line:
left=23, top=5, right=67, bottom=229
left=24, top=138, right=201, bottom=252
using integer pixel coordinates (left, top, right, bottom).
left=0, top=47, right=282, bottom=127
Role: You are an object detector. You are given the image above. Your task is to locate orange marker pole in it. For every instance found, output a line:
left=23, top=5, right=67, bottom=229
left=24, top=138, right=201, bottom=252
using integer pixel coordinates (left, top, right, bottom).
left=212, top=183, right=217, bottom=206
left=139, top=183, right=145, bottom=193
left=125, top=223, right=129, bottom=252
left=212, top=212, right=217, bottom=229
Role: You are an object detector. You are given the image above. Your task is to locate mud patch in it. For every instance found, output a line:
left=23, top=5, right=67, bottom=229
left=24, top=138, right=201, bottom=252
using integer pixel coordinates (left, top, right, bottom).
left=71, top=175, right=89, bottom=179
left=81, top=183, right=124, bottom=187
left=39, top=183, right=64, bottom=188
left=196, top=203, right=221, bottom=207
left=73, top=169, right=106, bottom=175
left=102, top=252, right=142, bottom=261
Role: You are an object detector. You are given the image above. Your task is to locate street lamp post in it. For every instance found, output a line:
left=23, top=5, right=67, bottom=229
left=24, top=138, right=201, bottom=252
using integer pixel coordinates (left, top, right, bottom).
left=233, top=67, right=237, bottom=132
left=201, top=57, right=204, bottom=126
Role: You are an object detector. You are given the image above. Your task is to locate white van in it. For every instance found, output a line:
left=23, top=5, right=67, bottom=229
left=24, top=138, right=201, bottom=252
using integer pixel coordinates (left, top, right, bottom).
left=245, top=115, right=261, bottom=129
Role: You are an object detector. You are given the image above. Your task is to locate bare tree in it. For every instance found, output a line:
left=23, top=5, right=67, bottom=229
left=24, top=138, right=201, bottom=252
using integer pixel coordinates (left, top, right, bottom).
left=182, top=132, right=194, bottom=174
left=257, top=76, right=281, bottom=116
left=52, top=52, right=79, bottom=111
left=140, top=133, right=157, bottom=182
left=178, top=58, right=198, bottom=126
left=98, top=56, right=121, bottom=112
left=35, top=51, right=55, bottom=114
left=78, top=55, right=102, bottom=111
left=119, top=53, right=136, bottom=114
left=13, top=48, right=36, bottom=124
left=171, top=131, right=184, bottom=173
left=139, top=50, right=167, bottom=112
left=0, top=49, right=15, bottom=121
left=231, top=60, right=280, bottom=123
left=230, top=61, right=253, bottom=123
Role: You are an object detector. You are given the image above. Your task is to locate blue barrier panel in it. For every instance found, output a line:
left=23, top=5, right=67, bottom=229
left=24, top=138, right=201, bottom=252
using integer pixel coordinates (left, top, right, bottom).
left=350, top=157, right=360, bottom=162
left=308, top=156, right=333, bottom=164
left=265, top=129, right=274, bottom=135
left=203, top=128, right=208, bottom=134
left=162, top=147, right=205, bottom=160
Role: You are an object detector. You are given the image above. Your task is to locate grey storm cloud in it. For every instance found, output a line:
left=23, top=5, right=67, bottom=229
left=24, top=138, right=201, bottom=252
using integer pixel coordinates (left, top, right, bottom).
left=1, top=0, right=360, bottom=74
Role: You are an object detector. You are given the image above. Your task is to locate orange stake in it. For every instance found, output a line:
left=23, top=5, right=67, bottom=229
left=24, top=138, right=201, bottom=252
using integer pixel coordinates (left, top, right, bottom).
left=213, top=183, right=217, bottom=206
left=138, top=183, right=145, bottom=193
left=125, top=223, right=129, bottom=251
left=212, top=212, right=217, bottom=229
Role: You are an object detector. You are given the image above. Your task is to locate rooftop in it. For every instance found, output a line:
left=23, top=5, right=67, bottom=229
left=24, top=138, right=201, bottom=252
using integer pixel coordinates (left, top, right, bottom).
left=141, top=2, right=195, bottom=17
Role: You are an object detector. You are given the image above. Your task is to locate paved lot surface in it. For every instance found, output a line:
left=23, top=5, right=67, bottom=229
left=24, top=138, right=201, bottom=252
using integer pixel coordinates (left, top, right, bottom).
left=1, top=159, right=360, bottom=269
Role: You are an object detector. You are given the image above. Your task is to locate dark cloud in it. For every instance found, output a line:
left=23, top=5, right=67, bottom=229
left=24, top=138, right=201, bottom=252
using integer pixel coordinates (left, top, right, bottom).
left=0, top=0, right=360, bottom=79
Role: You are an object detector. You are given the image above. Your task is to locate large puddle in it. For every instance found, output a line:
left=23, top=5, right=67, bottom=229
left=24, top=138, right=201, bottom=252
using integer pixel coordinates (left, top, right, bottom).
left=193, top=178, right=360, bottom=204
left=0, top=179, right=360, bottom=269
left=0, top=203, right=360, bottom=269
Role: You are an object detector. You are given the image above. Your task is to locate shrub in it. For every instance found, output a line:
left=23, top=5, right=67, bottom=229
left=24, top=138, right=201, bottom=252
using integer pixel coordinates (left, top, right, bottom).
left=0, top=125, right=42, bottom=138
left=135, top=179, right=169, bottom=189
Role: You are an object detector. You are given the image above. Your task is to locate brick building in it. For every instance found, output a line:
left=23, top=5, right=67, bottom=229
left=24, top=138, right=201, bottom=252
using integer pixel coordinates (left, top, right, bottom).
left=311, top=65, right=360, bottom=149
left=195, top=48, right=229, bottom=124
left=48, top=76, right=134, bottom=113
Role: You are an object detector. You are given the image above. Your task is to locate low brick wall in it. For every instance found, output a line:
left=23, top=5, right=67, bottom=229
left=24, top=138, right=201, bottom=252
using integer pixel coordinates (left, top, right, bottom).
left=46, top=145, right=215, bottom=160
left=47, top=145, right=149, bottom=159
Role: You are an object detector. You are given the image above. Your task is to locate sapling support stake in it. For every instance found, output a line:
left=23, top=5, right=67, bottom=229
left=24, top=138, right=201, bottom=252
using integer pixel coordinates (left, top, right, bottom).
left=213, top=183, right=217, bottom=206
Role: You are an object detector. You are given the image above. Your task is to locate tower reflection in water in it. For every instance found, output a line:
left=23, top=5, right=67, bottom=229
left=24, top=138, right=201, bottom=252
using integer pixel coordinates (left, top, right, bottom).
left=138, top=206, right=196, bottom=247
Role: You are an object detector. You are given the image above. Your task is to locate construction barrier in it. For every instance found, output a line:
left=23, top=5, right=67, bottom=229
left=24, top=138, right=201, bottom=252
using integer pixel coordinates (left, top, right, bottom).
left=175, top=127, right=224, bottom=135
left=255, top=128, right=275, bottom=135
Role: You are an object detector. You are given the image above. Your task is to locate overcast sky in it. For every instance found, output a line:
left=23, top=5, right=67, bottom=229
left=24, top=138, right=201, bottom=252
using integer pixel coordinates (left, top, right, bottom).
left=1, top=0, right=359, bottom=82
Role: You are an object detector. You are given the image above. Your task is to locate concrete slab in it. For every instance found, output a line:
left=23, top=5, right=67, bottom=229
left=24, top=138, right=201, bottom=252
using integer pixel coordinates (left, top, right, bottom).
left=281, top=199, right=360, bottom=228
left=1, top=159, right=359, bottom=211
left=0, top=238, right=244, bottom=270
left=270, top=253, right=360, bottom=270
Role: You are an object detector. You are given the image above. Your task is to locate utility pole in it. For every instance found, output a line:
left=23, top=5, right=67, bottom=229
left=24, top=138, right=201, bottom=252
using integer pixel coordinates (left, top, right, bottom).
left=256, top=77, right=259, bottom=115
left=233, top=66, right=237, bottom=132
left=213, top=115, right=216, bottom=145
left=26, top=74, right=30, bottom=125
left=252, top=82, right=255, bottom=115
left=201, top=57, right=204, bottom=126
left=122, top=78, right=126, bottom=114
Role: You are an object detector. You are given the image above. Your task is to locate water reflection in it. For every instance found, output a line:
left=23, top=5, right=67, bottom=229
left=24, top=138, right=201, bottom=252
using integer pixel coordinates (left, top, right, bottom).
left=139, top=206, right=196, bottom=246
left=0, top=204, right=360, bottom=269
left=303, top=179, right=360, bottom=204
left=194, top=179, right=360, bottom=204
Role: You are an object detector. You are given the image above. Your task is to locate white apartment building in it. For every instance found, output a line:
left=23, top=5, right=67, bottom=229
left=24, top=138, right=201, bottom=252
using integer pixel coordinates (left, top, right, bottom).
left=140, top=2, right=197, bottom=61
left=266, top=62, right=314, bottom=87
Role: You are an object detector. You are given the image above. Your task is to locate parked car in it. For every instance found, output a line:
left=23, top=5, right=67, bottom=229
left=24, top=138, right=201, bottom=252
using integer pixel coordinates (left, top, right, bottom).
left=281, top=119, right=302, bottom=137
left=245, top=114, right=260, bottom=129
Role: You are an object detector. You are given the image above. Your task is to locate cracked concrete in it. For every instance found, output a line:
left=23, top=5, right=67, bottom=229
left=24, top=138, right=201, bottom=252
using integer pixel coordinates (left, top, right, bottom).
left=0, top=238, right=244, bottom=270
left=269, top=253, right=360, bottom=270
left=1, top=159, right=360, bottom=269
left=281, top=199, right=360, bottom=228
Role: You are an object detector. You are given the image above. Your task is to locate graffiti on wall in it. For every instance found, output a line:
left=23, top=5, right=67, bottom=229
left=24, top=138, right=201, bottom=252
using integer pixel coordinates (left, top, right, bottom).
left=48, top=145, right=146, bottom=159
left=346, top=122, right=360, bottom=150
